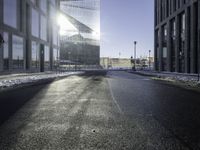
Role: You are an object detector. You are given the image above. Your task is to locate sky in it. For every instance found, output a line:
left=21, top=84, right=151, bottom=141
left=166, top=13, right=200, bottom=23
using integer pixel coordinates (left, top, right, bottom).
left=100, top=0, right=154, bottom=58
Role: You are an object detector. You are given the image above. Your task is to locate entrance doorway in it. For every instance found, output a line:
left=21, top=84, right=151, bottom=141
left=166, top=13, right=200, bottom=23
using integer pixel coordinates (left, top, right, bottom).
left=40, top=44, right=44, bottom=72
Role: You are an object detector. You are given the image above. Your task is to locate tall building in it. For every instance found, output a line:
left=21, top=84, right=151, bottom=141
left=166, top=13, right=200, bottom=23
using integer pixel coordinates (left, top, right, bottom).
left=0, top=0, right=60, bottom=73
left=59, top=0, right=100, bottom=65
left=154, top=0, right=200, bottom=73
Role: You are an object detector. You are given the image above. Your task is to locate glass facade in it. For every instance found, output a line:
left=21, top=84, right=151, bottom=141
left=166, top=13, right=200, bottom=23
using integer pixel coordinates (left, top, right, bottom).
left=31, top=41, right=39, bottom=69
left=31, top=8, right=39, bottom=38
left=3, top=0, right=17, bottom=28
left=54, top=48, right=60, bottom=68
left=12, top=35, right=24, bottom=69
left=0, top=0, right=60, bottom=72
left=53, top=26, right=58, bottom=45
left=40, top=15, right=47, bottom=41
left=40, top=0, right=47, bottom=14
left=3, top=32, right=9, bottom=70
left=162, top=24, right=167, bottom=71
left=44, top=46, right=50, bottom=69
left=60, top=0, right=100, bottom=65
left=179, top=13, right=186, bottom=72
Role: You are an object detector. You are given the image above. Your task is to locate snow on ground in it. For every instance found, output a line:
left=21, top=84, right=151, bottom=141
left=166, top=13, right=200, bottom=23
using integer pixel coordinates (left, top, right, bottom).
left=0, top=72, right=83, bottom=91
left=130, top=70, right=200, bottom=87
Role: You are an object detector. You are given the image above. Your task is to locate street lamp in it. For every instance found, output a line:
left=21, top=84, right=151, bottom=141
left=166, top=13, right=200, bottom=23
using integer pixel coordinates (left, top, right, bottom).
left=149, top=50, right=151, bottom=70
left=133, top=41, right=137, bottom=71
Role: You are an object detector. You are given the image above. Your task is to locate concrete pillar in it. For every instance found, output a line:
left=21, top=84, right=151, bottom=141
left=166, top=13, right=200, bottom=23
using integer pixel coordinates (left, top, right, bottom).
left=198, top=0, right=200, bottom=75
left=0, top=0, right=3, bottom=72
left=167, top=21, right=172, bottom=71
left=190, top=3, right=198, bottom=73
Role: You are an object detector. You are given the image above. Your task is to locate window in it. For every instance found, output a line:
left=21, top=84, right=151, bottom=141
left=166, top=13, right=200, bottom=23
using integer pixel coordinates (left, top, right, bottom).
left=31, top=41, right=39, bottom=68
left=40, top=15, right=47, bottom=41
left=3, top=0, right=17, bottom=28
left=31, top=8, right=39, bottom=38
left=50, top=0, right=56, bottom=6
left=3, top=32, right=9, bottom=70
left=53, top=48, right=58, bottom=67
left=50, top=5, right=56, bottom=20
left=31, top=0, right=36, bottom=5
left=12, top=35, right=24, bottom=69
left=44, top=46, right=50, bottom=69
left=53, top=26, right=58, bottom=45
left=40, top=0, right=47, bottom=14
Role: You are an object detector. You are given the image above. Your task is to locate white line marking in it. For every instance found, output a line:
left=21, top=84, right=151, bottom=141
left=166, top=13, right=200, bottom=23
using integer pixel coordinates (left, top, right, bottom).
left=107, top=79, right=123, bottom=114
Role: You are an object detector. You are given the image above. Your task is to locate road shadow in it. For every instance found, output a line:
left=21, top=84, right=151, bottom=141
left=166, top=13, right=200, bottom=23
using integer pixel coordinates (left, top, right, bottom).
left=0, top=82, right=52, bottom=125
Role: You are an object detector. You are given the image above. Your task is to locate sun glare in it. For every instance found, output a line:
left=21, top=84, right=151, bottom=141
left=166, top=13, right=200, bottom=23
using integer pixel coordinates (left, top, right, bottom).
left=57, top=14, right=78, bottom=36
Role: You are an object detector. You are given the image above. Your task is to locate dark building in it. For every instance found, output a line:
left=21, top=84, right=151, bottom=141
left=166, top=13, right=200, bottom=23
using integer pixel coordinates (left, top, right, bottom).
left=60, top=34, right=100, bottom=65
left=0, top=0, right=60, bottom=73
left=154, top=0, right=200, bottom=73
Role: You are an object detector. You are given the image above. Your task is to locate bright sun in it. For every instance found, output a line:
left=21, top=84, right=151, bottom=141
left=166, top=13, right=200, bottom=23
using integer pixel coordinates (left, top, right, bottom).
left=57, top=14, right=78, bottom=36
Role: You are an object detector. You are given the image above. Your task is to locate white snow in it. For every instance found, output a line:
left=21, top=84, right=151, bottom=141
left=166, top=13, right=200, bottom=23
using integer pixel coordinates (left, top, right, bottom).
left=0, top=72, right=83, bottom=91
left=132, top=71, right=200, bottom=87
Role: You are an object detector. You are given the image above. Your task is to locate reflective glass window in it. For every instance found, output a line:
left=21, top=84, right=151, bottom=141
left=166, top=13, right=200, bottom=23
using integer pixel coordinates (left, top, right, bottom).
left=40, top=0, right=47, bottom=14
left=31, top=41, right=39, bottom=68
left=40, top=15, right=47, bottom=41
left=44, top=46, right=50, bottom=69
left=31, top=0, right=36, bottom=5
left=53, top=26, right=58, bottom=45
left=50, top=0, right=56, bottom=6
left=12, top=35, right=24, bottom=69
left=3, top=0, right=17, bottom=28
left=31, top=8, right=39, bottom=38
left=53, top=48, right=57, bottom=67
left=3, top=32, right=9, bottom=70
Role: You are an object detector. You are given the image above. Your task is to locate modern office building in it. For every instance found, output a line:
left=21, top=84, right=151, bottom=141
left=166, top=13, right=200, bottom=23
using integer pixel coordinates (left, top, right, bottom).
left=0, top=0, right=60, bottom=73
left=154, top=0, right=200, bottom=73
left=59, top=0, right=100, bottom=65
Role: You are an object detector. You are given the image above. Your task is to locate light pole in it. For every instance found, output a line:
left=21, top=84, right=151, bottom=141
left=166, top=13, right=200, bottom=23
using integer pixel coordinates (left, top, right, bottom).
left=149, top=50, right=151, bottom=70
left=134, top=41, right=137, bottom=71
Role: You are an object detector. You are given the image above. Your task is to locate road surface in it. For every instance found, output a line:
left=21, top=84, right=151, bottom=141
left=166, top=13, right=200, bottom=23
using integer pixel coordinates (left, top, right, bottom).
left=0, top=71, right=200, bottom=150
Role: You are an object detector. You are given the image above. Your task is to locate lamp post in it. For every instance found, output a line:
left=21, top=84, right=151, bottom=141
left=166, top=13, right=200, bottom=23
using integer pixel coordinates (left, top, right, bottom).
left=149, top=50, right=151, bottom=70
left=133, top=41, right=137, bottom=71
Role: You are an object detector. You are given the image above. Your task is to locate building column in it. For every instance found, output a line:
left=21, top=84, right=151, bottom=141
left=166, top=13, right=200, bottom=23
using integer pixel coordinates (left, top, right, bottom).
left=175, top=15, right=180, bottom=72
left=198, top=0, right=200, bottom=75
left=167, top=21, right=172, bottom=71
left=0, top=0, right=3, bottom=72
left=185, top=7, right=190, bottom=73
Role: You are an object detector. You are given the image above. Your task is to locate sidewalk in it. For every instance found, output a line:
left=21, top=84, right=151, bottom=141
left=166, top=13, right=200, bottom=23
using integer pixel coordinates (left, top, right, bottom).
left=0, top=71, right=83, bottom=91
left=128, top=70, right=200, bottom=87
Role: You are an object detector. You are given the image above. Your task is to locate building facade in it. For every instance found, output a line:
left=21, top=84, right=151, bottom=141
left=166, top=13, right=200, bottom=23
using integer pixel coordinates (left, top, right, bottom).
left=0, top=0, right=60, bottom=73
left=154, top=0, right=200, bottom=73
left=59, top=0, right=100, bottom=66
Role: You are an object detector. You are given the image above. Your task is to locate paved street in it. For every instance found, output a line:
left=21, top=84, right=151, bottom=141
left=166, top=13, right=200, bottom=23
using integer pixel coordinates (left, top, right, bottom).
left=0, top=71, right=200, bottom=150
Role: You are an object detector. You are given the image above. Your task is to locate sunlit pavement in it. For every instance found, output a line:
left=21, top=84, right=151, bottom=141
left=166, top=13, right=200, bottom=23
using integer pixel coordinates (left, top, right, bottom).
left=0, top=71, right=200, bottom=149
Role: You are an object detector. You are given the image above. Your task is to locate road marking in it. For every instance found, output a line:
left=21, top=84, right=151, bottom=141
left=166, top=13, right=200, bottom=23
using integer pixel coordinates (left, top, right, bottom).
left=107, top=79, right=123, bottom=114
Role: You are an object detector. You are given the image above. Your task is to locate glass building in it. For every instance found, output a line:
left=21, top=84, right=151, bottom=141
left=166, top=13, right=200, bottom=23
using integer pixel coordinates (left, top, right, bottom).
left=0, top=0, right=60, bottom=72
left=59, top=0, right=100, bottom=66
left=155, top=0, right=200, bottom=74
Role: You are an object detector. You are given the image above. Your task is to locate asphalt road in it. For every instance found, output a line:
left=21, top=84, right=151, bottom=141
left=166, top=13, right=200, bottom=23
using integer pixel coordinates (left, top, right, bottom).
left=0, top=71, right=200, bottom=150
